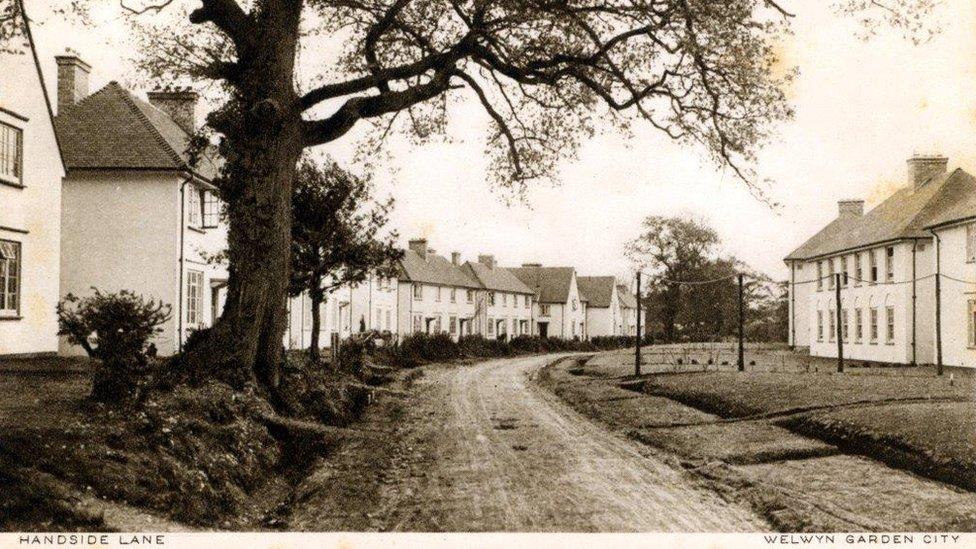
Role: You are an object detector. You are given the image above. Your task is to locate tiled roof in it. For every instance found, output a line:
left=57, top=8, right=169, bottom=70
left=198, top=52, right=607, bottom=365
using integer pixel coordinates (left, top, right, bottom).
left=616, top=284, right=637, bottom=309
left=785, top=169, right=975, bottom=260
left=577, top=276, right=617, bottom=308
left=922, top=172, right=976, bottom=229
left=510, top=266, right=575, bottom=304
left=54, top=81, right=218, bottom=180
left=463, top=262, right=534, bottom=294
left=398, top=249, right=481, bottom=288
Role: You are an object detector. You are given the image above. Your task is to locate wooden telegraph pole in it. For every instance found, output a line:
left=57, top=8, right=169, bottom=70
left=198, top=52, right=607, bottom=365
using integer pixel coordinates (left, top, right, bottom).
left=635, top=271, right=642, bottom=377
left=737, top=273, right=745, bottom=372
left=835, top=273, right=844, bottom=373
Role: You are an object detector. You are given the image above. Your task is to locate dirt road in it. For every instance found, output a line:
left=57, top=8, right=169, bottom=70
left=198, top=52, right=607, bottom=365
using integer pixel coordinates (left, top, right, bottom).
left=292, top=355, right=768, bottom=531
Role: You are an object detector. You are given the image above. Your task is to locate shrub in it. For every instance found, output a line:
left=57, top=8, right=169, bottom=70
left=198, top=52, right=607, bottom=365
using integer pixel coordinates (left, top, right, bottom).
left=57, top=289, right=171, bottom=403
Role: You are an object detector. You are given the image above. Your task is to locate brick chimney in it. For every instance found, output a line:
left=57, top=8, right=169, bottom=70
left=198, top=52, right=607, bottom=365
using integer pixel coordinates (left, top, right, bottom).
left=408, top=239, right=428, bottom=260
left=147, top=86, right=199, bottom=134
left=838, top=200, right=864, bottom=217
left=55, top=50, right=90, bottom=114
left=907, top=154, right=947, bottom=190
left=451, top=252, right=461, bottom=266
left=478, top=254, right=496, bottom=269
left=521, top=262, right=542, bottom=268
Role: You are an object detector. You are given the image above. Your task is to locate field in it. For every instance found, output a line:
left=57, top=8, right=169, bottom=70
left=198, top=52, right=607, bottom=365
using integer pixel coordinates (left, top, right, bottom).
left=539, top=350, right=976, bottom=532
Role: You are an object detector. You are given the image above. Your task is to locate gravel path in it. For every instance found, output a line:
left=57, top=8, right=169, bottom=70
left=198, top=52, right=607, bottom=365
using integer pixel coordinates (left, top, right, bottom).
left=367, top=355, right=768, bottom=531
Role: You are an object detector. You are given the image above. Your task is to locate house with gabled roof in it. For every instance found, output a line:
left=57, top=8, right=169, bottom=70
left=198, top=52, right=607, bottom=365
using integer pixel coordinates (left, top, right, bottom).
left=511, top=264, right=586, bottom=339
left=785, top=155, right=975, bottom=366
left=616, top=283, right=643, bottom=337
left=577, top=276, right=621, bottom=338
left=54, top=53, right=228, bottom=356
left=0, top=7, right=66, bottom=356
left=397, top=238, right=482, bottom=339
left=922, top=175, right=976, bottom=369
left=463, top=255, right=534, bottom=339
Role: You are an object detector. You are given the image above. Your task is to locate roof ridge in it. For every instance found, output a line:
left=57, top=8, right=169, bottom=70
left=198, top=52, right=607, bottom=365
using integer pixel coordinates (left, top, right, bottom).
left=110, top=82, right=186, bottom=168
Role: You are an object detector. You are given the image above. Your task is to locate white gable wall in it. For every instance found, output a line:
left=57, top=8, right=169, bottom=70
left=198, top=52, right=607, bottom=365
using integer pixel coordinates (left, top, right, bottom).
left=0, top=36, right=65, bottom=356
left=934, top=222, right=976, bottom=368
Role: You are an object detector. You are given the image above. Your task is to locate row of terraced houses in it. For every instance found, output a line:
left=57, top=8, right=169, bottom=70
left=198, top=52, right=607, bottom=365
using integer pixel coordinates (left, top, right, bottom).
left=0, top=21, right=642, bottom=358
left=283, top=239, right=644, bottom=352
left=786, top=155, right=976, bottom=369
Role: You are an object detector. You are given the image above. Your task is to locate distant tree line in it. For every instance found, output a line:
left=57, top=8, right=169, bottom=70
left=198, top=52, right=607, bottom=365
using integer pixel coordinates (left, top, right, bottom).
left=628, top=215, right=787, bottom=344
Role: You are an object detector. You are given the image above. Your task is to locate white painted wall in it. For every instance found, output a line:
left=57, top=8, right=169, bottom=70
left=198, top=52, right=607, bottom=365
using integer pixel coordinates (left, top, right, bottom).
left=804, top=240, right=935, bottom=365
left=479, top=290, right=533, bottom=338
left=934, top=222, right=976, bottom=368
left=397, top=281, right=479, bottom=339
left=585, top=285, right=621, bottom=338
left=0, top=40, right=65, bottom=356
left=59, top=172, right=180, bottom=355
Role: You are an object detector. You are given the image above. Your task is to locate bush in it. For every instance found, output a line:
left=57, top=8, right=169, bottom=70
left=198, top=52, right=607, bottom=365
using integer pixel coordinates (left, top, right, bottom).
left=57, top=289, right=171, bottom=403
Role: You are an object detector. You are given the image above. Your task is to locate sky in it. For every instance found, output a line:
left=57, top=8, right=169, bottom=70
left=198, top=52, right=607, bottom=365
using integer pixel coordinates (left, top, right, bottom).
left=24, top=0, right=976, bottom=284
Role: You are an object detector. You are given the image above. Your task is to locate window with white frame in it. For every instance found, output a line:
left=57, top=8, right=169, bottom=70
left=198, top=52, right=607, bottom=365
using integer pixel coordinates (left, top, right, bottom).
left=828, top=260, right=835, bottom=289
left=488, top=317, right=495, bottom=336
left=435, top=286, right=442, bottom=302
left=186, top=270, right=203, bottom=326
left=870, top=307, right=879, bottom=343
left=817, top=310, right=824, bottom=342
left=525, top=295, right=531, bottom=309
left=968, top=300, right=976, bottom=348
left=502, top=293, right=508, bottom=307
left=466, top=289, right=474, bottom=303
left=870, top=250, right=878, bottom=284
left=0, top=122, right=22, bottom=186
left=854, top=254, right=862, bottom=286
left=841, top=257, right=849, bottom=287
left=886, top=306, right=895, bottom=343
left=412, top=283, right=422, bottom=300
left=540, top=304, right=550, bottom=316
left=855, top=308, right=863, bottom=343
left=828, top=309, right=835, bottom=342
left=413, top=314, right=422, bottom=333
left=967, top=224, right=976, bottom=263
left=488, top=292, right=495, bottom=306
left=885, top=247, right=894, bottom=282
left=202, top=190, right=221, bottom=228
left=572, top=298, right=578, bottom=311
left=449, top=315, right=457, bottom=335
left=842, top=308, right=849, bottom=342
left=433, top=315, right=442, bottom=333
left=450, top=287, right=456, bottom=303
left=816, top=262, right=823, bottom=291
left=385, top=310, right=391, bottom=331
left=187, top=187, right=202, bottom=227
left=0, top=240, right=21, bottom=316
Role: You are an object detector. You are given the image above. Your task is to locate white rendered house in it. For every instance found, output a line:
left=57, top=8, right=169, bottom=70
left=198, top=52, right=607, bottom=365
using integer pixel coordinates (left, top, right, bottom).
left=463, top=255, right=534, bottom=339
left=923, top=180, right=976, bottom=369
left=786, top=155, right=975, bottom=366
left=396, top=239, right=481, bottom=339
left=0, top=9, right=66, bottom=356
left=578, top=276, right=622, bottom=338
left=511, top=264, right=587, bottom=339
left=55, top=55, right=228, bottom=356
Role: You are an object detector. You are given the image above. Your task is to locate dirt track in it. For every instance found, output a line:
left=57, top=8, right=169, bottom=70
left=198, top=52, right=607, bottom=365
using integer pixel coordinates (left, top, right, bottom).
left=360, top=355, right=769, bottom=531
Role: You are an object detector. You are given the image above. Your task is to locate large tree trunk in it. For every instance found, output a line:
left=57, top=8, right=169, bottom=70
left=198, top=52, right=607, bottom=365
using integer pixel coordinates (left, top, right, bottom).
left=309, top=289, right=323, bottom=363
left=181, top=4, right=304, bottom=392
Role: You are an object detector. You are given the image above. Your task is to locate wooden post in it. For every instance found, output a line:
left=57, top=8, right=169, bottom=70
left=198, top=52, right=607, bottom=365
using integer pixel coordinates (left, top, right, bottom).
left=835, top=273, right=844, bottom=373
left=935, top=265, right=943, bottom=376
left=635, top=271, right=642, bottom=377
left=737, top=273, right=745, bottom=372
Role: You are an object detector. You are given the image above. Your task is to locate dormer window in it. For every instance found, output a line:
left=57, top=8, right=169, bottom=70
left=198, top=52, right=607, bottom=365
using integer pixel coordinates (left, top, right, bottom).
left=0, top=122, right=23, bottom=187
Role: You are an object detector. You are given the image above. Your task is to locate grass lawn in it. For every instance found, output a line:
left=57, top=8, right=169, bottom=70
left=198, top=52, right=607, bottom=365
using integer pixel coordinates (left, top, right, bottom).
left=643, top=371, right=973, bottom=418
left=783, top=402, right=976, bottom=492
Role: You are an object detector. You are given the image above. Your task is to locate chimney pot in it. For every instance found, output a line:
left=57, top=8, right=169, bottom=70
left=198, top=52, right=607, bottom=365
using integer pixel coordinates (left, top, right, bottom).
left=408, top=239, right=428, bottom=260
left=838, top=200, right=864, bottom=217
left=147, top=88, right=199, bottom=134
left=55, top=51, right=91, bottom=114
left=451, top=252, right=461, bottom=266
left=907, top=154, right=948, bottom=190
